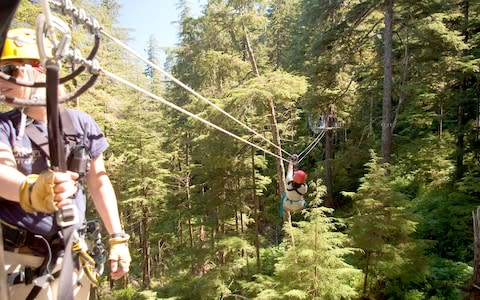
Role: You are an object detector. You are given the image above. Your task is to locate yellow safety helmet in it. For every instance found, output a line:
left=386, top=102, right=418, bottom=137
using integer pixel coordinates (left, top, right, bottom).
left=1, top=28, right=40, bottom=61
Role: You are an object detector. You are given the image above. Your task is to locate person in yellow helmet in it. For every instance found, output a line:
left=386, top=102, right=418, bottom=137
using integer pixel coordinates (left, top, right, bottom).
left=0, top=28, right=130, bottom=299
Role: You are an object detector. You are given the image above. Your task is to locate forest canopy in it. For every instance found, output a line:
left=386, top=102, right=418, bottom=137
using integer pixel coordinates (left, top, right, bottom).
left=2, top=0, right=480, bottom=299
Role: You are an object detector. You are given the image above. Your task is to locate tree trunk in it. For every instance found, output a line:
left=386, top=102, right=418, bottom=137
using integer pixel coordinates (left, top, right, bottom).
left=157, top=239, right=163, bottom=278
left=381, top=0, right=393, bottom=164
left=269, top=100, right=286, bottom=195
left=456, top=104, right=466, bottom=179
left=252, top=144, right=261, bottom=272
left=363, top=251, right=371, bottom=296
left=243, top=24, right=259, bottom=76
left=470, top=207, right=480, bottom=299
left=141, top=204, right=151, bottom=288
left=139, top=137, right=151, bottom=288
left=185, top=141, right=194, bottom=248
left=456, top=0, right=469, bottom=180
left=439, top=103, right=444, bottom=138
left=391, top=30, right=409, bottom=132
left=244, top=25, right=286, bottom=196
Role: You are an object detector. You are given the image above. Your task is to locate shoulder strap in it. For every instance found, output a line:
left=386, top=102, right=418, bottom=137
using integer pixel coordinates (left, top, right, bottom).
left=2, top=109, right=20, bottom=119
left=25, top=124, right=50, bottom=157
left=2, top=109, right=21, bottom=133
left=59, top=109, right=78, bottom=138
left=24, top=109, right=79, bottom=158
left=286, top=181, right=305, bottom=196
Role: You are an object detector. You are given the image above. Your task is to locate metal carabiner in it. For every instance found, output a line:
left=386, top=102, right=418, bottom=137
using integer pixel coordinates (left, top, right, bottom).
left=35, top=14, right=72, bottom=66
left=56, top=203, right=79, bottom=228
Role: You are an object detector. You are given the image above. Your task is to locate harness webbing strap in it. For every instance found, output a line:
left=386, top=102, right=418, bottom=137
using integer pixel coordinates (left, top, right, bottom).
left=286, top=181, right=305, bottom=196
left=57, top=226, right=77, bottom=300
left=5, top=107, right=80, bottom=298
left=23, top=109, right=77, bottom=158
left=26, top=282, right=46, bottom=300
left=25, top=124, right=50, bottom=157
left=25, top=271, right=60, bottom=300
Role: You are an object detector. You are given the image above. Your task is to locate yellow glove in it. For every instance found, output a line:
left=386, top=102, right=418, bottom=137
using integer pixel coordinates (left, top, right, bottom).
left=108, top=234, right=131, bottom=277
left=19, top=170, right=57, bottom=214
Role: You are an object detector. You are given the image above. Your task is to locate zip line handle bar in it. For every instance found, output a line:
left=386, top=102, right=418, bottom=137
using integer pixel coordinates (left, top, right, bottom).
left=45, top=61, right=78, bottom=228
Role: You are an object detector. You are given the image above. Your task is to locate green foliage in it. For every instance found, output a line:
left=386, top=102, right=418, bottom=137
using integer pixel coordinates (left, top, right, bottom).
left=274, top=204, right=361, bottom=299
left=413, top=188, right=477, bottom=261
left=422, top=256, right=471, bottom=300
left=381, top=255, right=472, bottom=300
left=259, top=246, right=285, bottom=276
left=158, top=268, right=234, bottom=299
left=107, top=285, right=152, bottom=300
left=345, top=150, right=429, bottom=298
left=457, top=165, right=480, bottom=194
left=228, top=70, right=308, bottom=107
left=238, top=274, right=279, bottom=299
left=10, top=0, right=480, bottom=298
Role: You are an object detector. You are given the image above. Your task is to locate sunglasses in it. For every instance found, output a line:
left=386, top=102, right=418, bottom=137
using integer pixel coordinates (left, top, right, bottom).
left=0, top=64, right=20, bottom=77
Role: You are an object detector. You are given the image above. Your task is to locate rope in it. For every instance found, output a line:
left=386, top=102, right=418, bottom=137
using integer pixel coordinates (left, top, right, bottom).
left=38, top=0, right=293, bottom=162
left=39, top=0, right=58, bottom=45
left=298, top=130, right=325, bottom=163
left=298, top=131, right=322, bottom=159
left=102, top=69, right=289, bottom=163
left=38, top=3, right=78, bottom=300
left=100, top=30, right=292, bottom=159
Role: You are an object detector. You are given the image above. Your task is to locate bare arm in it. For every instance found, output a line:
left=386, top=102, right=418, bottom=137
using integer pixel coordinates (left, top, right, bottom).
left=86, top=153, right=123, bottom=235
left=286, top=160, right=294, bottom=183
left=87, top=153, right=130, bottom=280
left=0, top=143, right=25, bottom=202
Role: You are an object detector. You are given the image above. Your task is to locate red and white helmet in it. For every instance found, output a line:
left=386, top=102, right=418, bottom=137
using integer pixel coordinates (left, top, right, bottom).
left=293, top=170, right=307, bottom=184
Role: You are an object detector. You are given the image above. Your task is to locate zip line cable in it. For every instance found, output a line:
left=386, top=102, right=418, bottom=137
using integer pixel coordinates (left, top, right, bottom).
left=100, top=30, right=292, bottom=159
left=298, top=130, right=325, bottom=163
left=102, top=68, right=290, bottom=163
left=41, top=0, right=327, bottom=163
left=298, top=130, right=325, bottom=162
left=297, top=131, right=323, bottom=159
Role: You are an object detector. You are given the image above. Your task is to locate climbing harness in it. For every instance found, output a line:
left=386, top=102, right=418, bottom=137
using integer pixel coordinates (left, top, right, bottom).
left=0, top=1, right=104, bottom=298
left=279, top=192, right=307, bottom=219
left=73, top=220, right=106, bottom=287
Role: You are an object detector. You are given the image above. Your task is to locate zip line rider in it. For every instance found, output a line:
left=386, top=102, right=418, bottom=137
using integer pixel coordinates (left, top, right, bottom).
left=281, top=154, right=308, bottom=219
left=0, top=28, right=131, bottom=298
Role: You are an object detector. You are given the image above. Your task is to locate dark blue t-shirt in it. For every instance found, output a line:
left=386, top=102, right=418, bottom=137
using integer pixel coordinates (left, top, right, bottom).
left=0, top=108, right=108, bottom=237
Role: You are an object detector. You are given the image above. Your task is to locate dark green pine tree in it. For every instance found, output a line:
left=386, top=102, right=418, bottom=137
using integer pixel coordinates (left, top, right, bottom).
left=274, top=179, right=362, bottom=300
left=238, top=179, right=361, bottom=300
left=344, top=150, right=428, bottom=299
left=106, top=97, right=170, bottom=287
